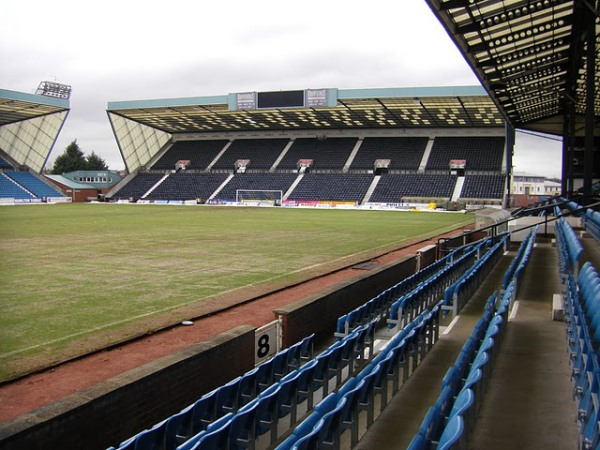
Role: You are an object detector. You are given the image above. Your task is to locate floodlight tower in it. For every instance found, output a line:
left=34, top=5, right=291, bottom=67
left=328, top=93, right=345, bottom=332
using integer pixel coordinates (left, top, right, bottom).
left=35, top=81, right=72, bottom=99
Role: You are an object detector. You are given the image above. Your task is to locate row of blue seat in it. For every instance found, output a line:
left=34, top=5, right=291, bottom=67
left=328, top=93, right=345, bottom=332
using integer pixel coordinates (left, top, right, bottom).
left=279, top=305, right=442, bottom=449
left=501, top=227, right=537, bottom=291
left=171, top=320, right=378, bottom=450
left=408, top=283, right=514, bottom=450
left=583, top=209, right=600, bottom=243
left=110, top=333, right=315, bottom=450
left=555, top=218, right=584, bottom=276
left=558, top=195, right=600, bottom=249
left=386, top=244, right=486, bottom=332
left=563, top=262, right=600, bottom=449
left=334, top=246, right=473, bottom=339
left=442, top=236, right=508, bottom=316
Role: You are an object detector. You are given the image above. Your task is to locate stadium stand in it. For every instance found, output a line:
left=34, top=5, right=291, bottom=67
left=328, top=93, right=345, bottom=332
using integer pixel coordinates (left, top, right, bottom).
left=151, top=140, right=229, bottom=171
left=212, top=172, right=298, bottom=203
left=276, top=138, right=357, bottom=171
left=211, top=139, right=289, bottom=171
left=144, top=172, right=230, bottom=202
left=112, top=172, right=166, bottom=200
left=106, top=133, right=508, bottom=207
left=349, top=137, right=428, bottom=171
left=286, top=173, right=373, bottom=204
left=459, top=174, right=505, bottom=199
left=425, top=136, right=505, bottom=172
left=4, top=171, right=64, bottom=198
left=369, top=174, right=457, bottom=204
left=0, top=173, right=35, bottom=199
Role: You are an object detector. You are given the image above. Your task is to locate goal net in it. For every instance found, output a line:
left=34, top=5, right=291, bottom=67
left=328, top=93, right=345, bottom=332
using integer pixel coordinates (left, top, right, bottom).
left=236, top=189, right=283, bottom=206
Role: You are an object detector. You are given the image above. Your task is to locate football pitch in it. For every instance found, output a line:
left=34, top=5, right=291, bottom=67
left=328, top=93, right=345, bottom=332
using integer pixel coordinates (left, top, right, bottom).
left=0, top=203, right=473, bottom=381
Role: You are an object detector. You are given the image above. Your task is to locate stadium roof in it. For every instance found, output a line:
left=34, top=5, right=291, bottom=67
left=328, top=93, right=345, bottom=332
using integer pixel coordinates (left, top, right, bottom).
left=107, top=86, right=506, bottom=135
left=0, top=88, right=70, bottom=127
left=0, top=88, right=70, bottom=173
left=425, top=0, right=600, bottom=137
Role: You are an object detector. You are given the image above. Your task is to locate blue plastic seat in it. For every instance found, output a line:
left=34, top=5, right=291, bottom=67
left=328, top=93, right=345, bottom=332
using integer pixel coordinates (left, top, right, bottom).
left=340, top=330, right=361, bottom=378
left=356, top=363, right=381, bottom=428
left=215, top=377, right=242, bottom=416
left=436, top=414, right=464, bottom=450
left=292, top=422, right=321, bottom=450
left=315, top=396, right=348, bottom=449
left=135, top=420, right=168, bottom=449
left=238, top=367, right=259, bottom=407
left=177, top=413, right=233, bottom=450
left=255, top=384, right=281, bottom=445
left=442, top=366, right=462, bottom=397
left=449, top=388, right=475, bottom=429
left=227, top=399, right=258, bottom=450
left=256, top=359, right=274, bottom=393
left=191, top=389, right=219, bottom=434
left=186, top=412, right=233, bottom=450
left=296, top=359, right=318, bottom=409
left=339, top=378, right=365, bottom=447
left=166, top=405, right=193, bottom=448
left=277, top=369, right=302, bottom=424
left=417, top=406, right=444, bottom=443
left=272, top=349, right=290, bottom=382
left=406, top=433, right=428, bottom=450
left=435, top=386, right=454, bottom=418
left=373, top=351, right=395, bottom=413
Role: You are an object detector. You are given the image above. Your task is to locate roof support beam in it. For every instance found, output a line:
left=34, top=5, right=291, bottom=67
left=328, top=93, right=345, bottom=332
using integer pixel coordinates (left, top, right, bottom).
left=583, top=7, right=596, bottom=197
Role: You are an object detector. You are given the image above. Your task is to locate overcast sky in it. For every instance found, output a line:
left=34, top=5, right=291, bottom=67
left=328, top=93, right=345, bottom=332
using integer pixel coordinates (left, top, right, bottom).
left=1, top=0, right=562, bottom=178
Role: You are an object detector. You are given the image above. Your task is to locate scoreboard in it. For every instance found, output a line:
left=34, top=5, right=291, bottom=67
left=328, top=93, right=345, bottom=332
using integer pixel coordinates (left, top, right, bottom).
left=233, top=88, right=333, bottom=110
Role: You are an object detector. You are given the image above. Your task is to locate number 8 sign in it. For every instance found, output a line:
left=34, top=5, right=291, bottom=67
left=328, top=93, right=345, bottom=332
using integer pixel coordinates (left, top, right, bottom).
left=255, top=320, right=280, bottom=364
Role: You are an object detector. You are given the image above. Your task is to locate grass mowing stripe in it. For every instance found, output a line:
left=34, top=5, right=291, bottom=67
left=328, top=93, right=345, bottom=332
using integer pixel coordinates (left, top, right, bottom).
left=0, top=204, right=473, bottom=380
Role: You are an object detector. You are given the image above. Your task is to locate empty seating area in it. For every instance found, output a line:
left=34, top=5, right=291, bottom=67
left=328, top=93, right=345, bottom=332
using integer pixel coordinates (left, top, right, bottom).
left=1, top=170, right=64, bottom=199
left=553, top=201, right=600, bottom=449
left=408, top=285, right=513, bottom=450
left=109, top=135, right=508, bottom=206
left=112, top=173, right=165, bottom=200
left=213, top=173, right=298, bottom=202
left=287, top=174, right=373, bottom=203
left=459, top=174, right=505, bottom=199
left=426, top=136, right=505, bottom=171
left=145, top=173, right=230, bottom=202
left=0, top=173, right=35, bottom=199
left=211, top=139, right=289, bottom=171
left=152, top=140, right=228, bottom=171
left=277, top=138, right=357, bottom=171
left=369, top=174, right=457, bottom=203
left=351, top=137, right=428, bottom=171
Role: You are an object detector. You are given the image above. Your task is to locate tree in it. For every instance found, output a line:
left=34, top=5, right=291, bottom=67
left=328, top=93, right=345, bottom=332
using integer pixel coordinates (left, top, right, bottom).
left=50, top=141, right=108, bottom=173
left=85, top=152, right=108, bottom=171
left=51, top=140, right=87, bottom=174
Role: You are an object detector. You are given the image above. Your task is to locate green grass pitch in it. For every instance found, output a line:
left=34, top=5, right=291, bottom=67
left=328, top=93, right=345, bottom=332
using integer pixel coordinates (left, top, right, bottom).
left=0, top=203, right=473, bottom=381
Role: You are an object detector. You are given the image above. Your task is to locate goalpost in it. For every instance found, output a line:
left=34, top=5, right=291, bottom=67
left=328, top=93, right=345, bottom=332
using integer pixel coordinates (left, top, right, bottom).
left=236, top=189, right=283, bottom=206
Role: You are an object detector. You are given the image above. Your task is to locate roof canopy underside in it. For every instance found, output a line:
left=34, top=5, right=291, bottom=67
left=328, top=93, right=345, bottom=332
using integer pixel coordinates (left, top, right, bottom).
left=107, top=89, right=505, bottom=135
left=0, top=89, right=70, bottom=127
left=426, top=0, right=600, bottom=136
left=0, top=90, right=70, bottom=173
